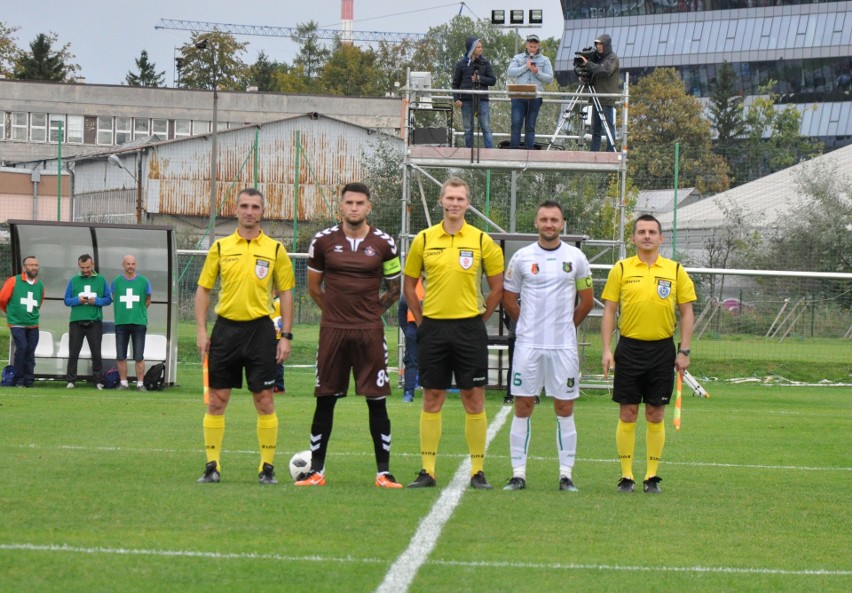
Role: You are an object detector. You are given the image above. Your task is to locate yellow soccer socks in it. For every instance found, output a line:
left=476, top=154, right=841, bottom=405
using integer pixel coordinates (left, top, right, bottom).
left=202, top=413, right=225, bottom=471
left=465, top=411, right=487, bottom=477
left=420, top=411, right=442, bottom=477
left=616, top=419, right=636, bottom=480
left=645, top=420, right=665, bottom=480
left=257, top=412, right=279, bottom=472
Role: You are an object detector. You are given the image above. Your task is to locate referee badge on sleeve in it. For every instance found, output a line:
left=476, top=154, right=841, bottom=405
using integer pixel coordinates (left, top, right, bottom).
left=459, top=250, right=474, bottom=270
left=255, top=259, right=270, bottom=279
left=657, top=279, right=672, bottom=299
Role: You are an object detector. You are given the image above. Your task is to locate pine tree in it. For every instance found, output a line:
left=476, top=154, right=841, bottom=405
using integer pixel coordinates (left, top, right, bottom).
left=14, top=32, right=75, bottom=81
left=125, top=50, right=166, bottom=87
left=709, top=61, right=746, bottom=153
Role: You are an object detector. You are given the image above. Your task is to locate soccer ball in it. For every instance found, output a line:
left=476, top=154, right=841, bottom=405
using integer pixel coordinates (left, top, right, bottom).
left=288, top=450, right=312, bottom=481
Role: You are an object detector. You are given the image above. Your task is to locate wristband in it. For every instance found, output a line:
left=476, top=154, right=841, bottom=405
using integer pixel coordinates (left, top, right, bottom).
left=678, top=349, right=690, bottom=356
left=280, top=332, right=294, bottom=341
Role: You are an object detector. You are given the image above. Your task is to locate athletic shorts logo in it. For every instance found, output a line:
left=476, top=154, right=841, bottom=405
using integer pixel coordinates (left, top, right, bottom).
left=563, top=262, right=572, bottom=273
left=255, top=259, right=270, bottom=279
left=567, top=377, right=575, bottom=388
left=364, top=245, right=376, bottom=257
left=459, top=250, right=474, bottom=270
left=531, top=263, right=539, bottom=274
left=657, top=279, right=672, bottom=299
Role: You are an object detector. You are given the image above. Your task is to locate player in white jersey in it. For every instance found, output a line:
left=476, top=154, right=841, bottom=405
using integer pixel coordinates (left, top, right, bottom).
left=502, top=201, right=594, bottom=491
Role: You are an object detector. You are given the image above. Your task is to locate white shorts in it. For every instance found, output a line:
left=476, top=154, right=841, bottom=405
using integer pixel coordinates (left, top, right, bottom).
left=510, top=344, right=580, bottom=400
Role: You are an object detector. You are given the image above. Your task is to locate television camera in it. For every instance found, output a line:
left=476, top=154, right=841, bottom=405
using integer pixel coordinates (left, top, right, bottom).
left=573, top=46, right=596, bottom=84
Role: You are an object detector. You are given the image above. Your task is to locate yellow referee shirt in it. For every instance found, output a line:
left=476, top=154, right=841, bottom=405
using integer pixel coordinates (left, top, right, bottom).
left=198, top=229, right=296, bottom=321
left=601, top=255, right=696, bottom=341
left=404, top=221, right=504, bottom=319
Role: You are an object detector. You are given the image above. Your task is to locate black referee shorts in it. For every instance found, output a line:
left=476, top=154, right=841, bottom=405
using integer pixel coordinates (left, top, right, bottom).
left=612, top=336, right=676, bottom=407
left=208, top=316, right=277, bottom=393
left=417, top=316, right=488, bottom=390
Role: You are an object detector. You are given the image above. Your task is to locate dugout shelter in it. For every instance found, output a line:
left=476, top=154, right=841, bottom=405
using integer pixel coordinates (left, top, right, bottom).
left=7, top=220, right=178, bottom=385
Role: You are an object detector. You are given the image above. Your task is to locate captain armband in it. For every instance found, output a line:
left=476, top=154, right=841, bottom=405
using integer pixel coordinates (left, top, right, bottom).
left=575, top=276, right=593, bottom=290
left=383, top=256, right=402, bottom=276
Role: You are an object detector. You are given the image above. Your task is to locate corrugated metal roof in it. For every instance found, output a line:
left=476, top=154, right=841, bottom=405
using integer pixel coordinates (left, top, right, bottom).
left=657, top=143, right=852, bottom=231
left=636, top=188, right=700, bottom=213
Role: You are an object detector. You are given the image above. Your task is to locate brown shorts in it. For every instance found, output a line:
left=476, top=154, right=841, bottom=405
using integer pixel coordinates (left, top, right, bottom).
left=315, top=326, right=391, bottom=397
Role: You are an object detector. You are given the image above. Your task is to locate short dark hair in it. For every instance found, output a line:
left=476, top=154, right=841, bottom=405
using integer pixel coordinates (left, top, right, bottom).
left=633, top=213, right=662, bottom=234
left=78, top=254, right=93, bottom=264
left=341, top=182, right=371, bottom=200
left=536, top=200, right=565, bottom=218
left=22, top=255, right=37, bottom=266
left=237, top=187, right=265, bottom=207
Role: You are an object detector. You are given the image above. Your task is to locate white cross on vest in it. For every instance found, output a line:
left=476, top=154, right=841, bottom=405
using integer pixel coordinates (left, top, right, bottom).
left=79, top=285, right=97, bottom=301
left=20, top=291, right=38, bottom=313
left=120, top=288, right=140, bottom=309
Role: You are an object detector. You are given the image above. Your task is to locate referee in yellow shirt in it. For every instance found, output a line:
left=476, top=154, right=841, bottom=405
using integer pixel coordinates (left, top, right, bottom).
left=403, top=177, right=504, bottom=489
left=195, top=188, right=296, bottom=485
left=601, top=214, right=696, bottom=494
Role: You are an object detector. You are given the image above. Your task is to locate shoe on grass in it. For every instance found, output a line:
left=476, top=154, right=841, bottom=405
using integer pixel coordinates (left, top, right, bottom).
left=643, top=476, right=662, bottom=494
left=258, top=462, right=278, bottom=485
left=295, top=470, right=326, bottom=487
left=375, top=473, right=403, bottom=489
left=503, top=476, right=526, bottom=491
left=196, top=461, right=220, bottom=483
left=470, top=470, right=493, bottom=490
left=559, top=476, right=578, bottom=492
left=617, top=477, right=635, bottom=493
left=407, top=469, right=436, bottom=488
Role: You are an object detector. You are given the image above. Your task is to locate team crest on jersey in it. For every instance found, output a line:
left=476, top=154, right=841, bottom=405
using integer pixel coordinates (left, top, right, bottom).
left=566, top=377, right=575, bottom=388
left=255, top=259, right=270, bottom=279
left=657, top=279, right=672, bottom=299
left=459, top=250, right=474, bottom=270
left=531, top=263, right=539, bottom=274
left=563, top=262, right=572, bottom=273
left=364, top=245, right=376, bottom=257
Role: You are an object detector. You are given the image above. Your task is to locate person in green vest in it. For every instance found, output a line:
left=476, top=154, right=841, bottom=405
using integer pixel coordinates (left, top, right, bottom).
left=64, top=253, right=112, bottom=389
left=0, top=256, right=45, bottom=388
left=111, top=255, right=152, bottom=391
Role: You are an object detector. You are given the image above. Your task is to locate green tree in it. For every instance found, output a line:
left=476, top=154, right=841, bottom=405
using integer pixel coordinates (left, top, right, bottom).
left=0, top=21, right=20, bottom=77
left=629, top=68, right=730, bottom=194
left=14, top=32, right=79, bottom=82
left=291, top=21, right=331, bottom=83
left=125, top=49, right=165, bottom=87
left=244, top=50, right=287, bottom=92
left=708, top=61, right=746, bottom=157
left=178, top=31, right=248, bottom=91
left=320, top=43, right=382, bottom=96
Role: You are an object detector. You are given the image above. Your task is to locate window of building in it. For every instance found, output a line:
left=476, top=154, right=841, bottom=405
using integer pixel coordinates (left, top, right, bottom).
left=49, top=114, right=66, bottom=142
left=11, top=112, right=28, bottom=141
left=174, top=119, right=191, bottom=138
left=134, top=118, right=150, bottom=140
left=66, top=115, right=84, bottom=144
left=97, top=116, right=114, bottom=145
left=30, top=113, right=47, bottom=142
left=152, top=118, right=168, bottom=137
left=0, top=113, right=5, bottom=141
left=192, top=120, right=209, bottom=135
left=115, top=117, right=132, bottom=145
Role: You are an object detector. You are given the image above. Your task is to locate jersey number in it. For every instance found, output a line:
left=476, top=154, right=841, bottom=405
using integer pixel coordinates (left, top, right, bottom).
left=512, top=372, right=523, bottom=387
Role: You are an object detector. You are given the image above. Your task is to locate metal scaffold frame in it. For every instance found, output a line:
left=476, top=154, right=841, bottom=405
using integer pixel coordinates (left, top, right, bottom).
left=397, top=72, right=631, bottom=389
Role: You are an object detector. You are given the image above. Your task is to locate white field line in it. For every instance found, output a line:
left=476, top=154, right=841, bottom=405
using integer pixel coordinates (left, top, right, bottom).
left=6, top=443, right=850, bottom=472
left=374, top=405, right=512, bottom=593
left=0, top=543, right=849, bottom=577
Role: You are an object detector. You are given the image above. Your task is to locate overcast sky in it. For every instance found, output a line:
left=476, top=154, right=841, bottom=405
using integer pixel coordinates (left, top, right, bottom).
left=3, top=1, right=564, bottom=86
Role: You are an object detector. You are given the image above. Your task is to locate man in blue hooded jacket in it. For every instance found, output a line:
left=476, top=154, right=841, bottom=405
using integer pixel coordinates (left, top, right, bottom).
left=452, top=37, right=496, bottom=148
left=507, top=34, right=553, bottom=149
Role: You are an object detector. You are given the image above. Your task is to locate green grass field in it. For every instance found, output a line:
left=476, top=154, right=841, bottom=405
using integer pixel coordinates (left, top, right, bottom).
left=1, top=366, right=849, bottom=593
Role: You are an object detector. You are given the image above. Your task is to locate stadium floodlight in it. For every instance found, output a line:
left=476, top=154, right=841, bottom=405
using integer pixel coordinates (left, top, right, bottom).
left=510, top=10, right=524, bottom=24
left=491, top=10, right=505, bottom=25
left=529, top=10, right=543, bottom=24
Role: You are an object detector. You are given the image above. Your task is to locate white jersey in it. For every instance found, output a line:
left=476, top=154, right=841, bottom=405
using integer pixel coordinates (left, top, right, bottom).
left=504, top=241, right=592, bottom=349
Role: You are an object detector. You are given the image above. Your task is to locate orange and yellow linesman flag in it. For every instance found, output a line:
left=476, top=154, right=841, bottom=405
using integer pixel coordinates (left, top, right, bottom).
left=202, top=355, right=209, bottom=405
left=673, top=369, right=683, bottom=432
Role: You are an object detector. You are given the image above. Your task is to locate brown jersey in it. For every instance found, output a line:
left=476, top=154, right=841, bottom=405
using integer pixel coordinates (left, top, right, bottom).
left=307, top=225, right=400, bottom=329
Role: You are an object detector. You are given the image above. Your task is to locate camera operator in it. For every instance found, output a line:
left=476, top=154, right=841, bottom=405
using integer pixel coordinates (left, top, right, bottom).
left=452, top=37, right=496, bottom=149
left=507, top=34, right=554, bottom=150
left=577, top=34, right=620, bottom=152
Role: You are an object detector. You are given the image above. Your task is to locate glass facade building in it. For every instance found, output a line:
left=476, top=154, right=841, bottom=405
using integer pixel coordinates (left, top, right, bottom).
left=555, top=0, right=852, bottom=145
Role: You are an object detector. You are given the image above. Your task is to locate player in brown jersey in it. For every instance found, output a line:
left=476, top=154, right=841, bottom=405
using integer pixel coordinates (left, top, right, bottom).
left=295, top=182, right=404, bottom=488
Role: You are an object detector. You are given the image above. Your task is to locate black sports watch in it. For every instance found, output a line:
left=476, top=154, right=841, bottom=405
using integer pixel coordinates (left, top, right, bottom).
left=280, top=332, right=294, bottom=341
left=678, top=348, right=691, bottom=356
